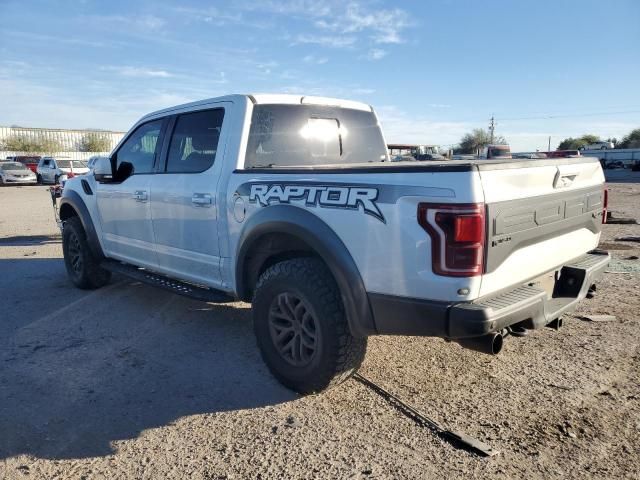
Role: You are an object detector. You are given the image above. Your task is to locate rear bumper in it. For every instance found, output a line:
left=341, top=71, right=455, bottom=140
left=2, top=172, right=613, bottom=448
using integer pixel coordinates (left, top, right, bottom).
left=370, top=250, right=610, bottom=339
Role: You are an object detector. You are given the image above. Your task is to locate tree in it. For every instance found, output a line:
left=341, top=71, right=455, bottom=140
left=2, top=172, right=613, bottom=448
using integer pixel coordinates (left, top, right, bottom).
left=556, top=134, right=600, bottom=151
left=2, top=134, right=61, bottom=153
left=79, top=132, right=112, bottom=152
left=456, top=128, right=507, bottom=154
left=618, top=129, right=640, bottom=149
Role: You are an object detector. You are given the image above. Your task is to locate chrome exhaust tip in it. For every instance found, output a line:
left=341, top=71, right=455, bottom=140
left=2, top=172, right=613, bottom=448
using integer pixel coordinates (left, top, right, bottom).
left=456, top=332, right=503, bottom=355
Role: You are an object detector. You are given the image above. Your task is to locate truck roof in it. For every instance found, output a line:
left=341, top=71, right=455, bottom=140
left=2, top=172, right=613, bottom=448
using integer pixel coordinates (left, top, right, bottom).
left=141, top=93, right=373, bottom=122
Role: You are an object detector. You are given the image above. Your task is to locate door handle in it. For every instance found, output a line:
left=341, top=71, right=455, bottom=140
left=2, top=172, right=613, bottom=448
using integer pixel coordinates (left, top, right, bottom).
left=191, top=193, right=212, bottom=207
left=133, top=190, right=148, bottom=202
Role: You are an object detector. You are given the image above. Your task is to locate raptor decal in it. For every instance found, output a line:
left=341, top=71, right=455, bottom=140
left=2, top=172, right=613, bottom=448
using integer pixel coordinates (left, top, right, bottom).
left=244, top=183, right=385, bottom=223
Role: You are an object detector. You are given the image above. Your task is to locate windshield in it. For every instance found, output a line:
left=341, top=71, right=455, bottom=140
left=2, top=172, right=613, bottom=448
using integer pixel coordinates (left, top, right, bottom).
left=244, top=105, right=389, bottom=168
left=57, top=160, right=88, bottom=168
left=1, top=162, right=28, bottom=171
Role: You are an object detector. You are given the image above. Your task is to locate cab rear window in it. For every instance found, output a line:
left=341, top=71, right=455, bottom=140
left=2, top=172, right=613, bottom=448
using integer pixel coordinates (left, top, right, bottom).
left=244, top=105, right=388, bottom=168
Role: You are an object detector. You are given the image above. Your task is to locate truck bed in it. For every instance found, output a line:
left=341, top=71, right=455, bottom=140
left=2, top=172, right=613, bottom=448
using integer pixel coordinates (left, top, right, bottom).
left=239, top=156, right=599, bottom=174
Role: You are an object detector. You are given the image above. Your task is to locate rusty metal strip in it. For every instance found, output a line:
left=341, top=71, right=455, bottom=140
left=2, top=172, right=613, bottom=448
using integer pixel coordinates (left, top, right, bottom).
left=353, top=373, right=500, bottom=457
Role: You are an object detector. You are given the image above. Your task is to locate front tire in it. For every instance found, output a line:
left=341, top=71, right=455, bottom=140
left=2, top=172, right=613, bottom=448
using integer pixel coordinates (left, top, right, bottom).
left=252, top=257, right=367, bottom=394
left=36, top=174, right=43, bottom=184
left=62, top=216, right=111, bottom=289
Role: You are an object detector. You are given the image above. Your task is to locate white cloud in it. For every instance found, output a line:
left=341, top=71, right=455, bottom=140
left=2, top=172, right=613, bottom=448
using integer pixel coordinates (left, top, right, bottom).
left=294, top=34, right=356, bottom=48
left=101, top=66, right=174, bottom=78
left=353, top=87, right=375, bottom=95
left=242, top=0, right=332, bottom=18
left=86, top=14, right=166, bottom=32
left=366, top=48, right=387, bottom=60
left=303, top=55, right=329, bottom=64
left=314, top=3, right=411, bottom=44
left=244, top=1, right=412, bottom=48
left=136, top=14, right=166, bottom=31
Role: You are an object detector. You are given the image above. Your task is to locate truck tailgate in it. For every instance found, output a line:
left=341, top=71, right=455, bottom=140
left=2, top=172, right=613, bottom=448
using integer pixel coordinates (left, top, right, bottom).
left=478, top=157, right=605, bottom=297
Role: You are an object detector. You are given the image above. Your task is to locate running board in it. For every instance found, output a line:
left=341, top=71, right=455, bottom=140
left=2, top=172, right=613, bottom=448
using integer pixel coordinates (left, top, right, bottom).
left=101, top=260, right=235, bottom=303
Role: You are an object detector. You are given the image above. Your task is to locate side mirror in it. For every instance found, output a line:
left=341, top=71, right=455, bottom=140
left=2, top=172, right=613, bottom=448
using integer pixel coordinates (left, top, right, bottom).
left=93, top=157, right=113, bottom=183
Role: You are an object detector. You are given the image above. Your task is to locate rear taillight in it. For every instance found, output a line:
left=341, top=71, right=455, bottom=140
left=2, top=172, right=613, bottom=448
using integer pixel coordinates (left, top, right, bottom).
left=602, top=188, right=608, bottom=224
left=418, top=203, right=486, bottom=277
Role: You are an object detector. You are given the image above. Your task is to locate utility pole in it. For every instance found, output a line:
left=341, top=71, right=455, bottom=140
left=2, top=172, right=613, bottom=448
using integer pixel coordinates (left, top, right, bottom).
left=548, top=136, right=551, bottom=152
left=489, top=116, right=496, bottom=144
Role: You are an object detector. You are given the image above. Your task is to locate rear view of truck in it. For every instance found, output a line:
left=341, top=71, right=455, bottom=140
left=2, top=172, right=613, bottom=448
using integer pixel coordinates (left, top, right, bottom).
left=224, top=95, right=610, bottom=392
left=418, top=157, right=609, bottom=353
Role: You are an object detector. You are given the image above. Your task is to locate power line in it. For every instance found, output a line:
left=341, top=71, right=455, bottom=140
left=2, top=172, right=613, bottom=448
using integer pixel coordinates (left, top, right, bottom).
left=498, top=109, right=640, bottom=121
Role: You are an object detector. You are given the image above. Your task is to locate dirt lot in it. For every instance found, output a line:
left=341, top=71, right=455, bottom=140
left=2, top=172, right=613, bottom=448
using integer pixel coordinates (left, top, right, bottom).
left=1, top=173, right=639, bottom=480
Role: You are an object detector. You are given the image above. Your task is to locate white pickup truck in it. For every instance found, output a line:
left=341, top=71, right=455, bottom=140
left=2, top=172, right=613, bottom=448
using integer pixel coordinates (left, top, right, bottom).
left=56, top=94, right=610, bottom=394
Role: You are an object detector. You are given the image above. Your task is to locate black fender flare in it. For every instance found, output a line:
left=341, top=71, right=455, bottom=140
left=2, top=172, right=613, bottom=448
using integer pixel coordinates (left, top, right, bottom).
left=235, top=205, right=376, bottom=337
left=59, top=189, right=105, bottom=259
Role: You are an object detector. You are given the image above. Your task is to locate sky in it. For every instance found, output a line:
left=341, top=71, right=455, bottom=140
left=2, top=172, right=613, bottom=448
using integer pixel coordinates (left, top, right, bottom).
left=1, top=0, right=639, bottom=151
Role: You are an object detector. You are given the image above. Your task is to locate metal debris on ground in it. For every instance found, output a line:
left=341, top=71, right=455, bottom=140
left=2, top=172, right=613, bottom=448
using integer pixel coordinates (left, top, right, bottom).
left=352, top=373, right=500, bottom=457
left=579, top=314, right=617, bottom=322
left=605, top=213, right=638, bottom=224
left=615, top=236, right=640, bottom=243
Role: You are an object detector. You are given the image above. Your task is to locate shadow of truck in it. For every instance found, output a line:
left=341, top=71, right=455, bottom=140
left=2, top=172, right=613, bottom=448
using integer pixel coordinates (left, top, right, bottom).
left=0, top=258, right=295, bottom=460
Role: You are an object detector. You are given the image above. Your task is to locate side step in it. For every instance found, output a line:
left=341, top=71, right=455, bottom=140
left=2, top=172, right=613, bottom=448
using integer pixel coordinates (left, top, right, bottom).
left=102, top=260, right=235, bottom=303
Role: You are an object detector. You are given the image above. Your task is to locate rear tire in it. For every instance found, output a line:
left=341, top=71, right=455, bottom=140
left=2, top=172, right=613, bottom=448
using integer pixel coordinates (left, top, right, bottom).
left=252, top=257, right=367, bottom=394
left=36, top=174, right=43, bottom=185
left=62, top=216, right=111, bottom=289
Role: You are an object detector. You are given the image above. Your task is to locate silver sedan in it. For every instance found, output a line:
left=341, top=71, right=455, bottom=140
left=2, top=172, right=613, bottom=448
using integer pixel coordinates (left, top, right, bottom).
left=0, top=162, right=38, bottom=186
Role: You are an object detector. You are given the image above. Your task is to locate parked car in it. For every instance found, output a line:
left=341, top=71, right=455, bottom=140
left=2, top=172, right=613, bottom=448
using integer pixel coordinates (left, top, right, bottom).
left=0, top=161, right=38, bottom=185
left=36, top=157, right=89, bottom=184
left=55, top=93, right=610, bottom=394
left=582, top=141, right=615, bottom=150
left=13, top=155, right=41, bottom=173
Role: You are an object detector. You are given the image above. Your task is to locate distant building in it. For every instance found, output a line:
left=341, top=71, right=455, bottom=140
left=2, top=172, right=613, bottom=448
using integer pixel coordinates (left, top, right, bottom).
left=0, top=125, right=126, bottom=153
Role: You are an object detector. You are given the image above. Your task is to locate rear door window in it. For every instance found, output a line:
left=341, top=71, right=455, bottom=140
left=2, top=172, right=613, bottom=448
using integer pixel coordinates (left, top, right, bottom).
left=166, top=109, right=225, bottom=174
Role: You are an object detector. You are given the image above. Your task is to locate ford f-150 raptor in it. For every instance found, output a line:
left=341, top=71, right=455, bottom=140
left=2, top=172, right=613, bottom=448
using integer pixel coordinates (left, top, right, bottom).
left=55, top=94, right=610, bottom=394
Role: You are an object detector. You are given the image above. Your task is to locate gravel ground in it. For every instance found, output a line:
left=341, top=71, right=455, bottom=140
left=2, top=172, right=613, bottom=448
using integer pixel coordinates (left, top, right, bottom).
left=0, top=173, right=639, bottom=480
